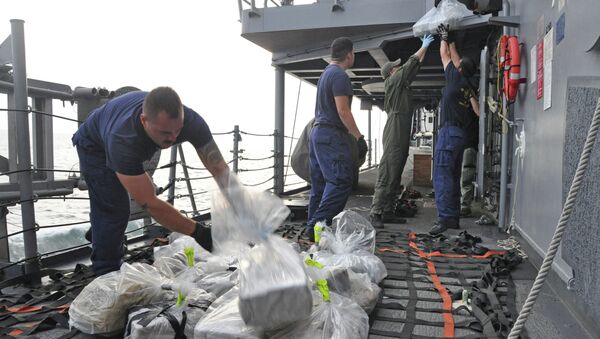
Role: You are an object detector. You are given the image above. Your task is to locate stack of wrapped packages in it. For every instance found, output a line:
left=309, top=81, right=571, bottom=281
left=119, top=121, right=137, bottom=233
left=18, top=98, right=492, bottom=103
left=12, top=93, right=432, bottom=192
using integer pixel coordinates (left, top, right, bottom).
left=68, top=176, right=385, bottom=338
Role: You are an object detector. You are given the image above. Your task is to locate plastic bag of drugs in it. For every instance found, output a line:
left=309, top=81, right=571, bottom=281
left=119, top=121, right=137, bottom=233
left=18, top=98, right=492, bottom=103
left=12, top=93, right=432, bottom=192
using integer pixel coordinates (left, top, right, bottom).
left=125, top=288, right=216, bottom=339
left=310, top=249, right=387, bottom=284
left=211, top=175, right=291, bottom=254
left=211, top=175, right=312, bottom=329
left=194, top=287, right=264, bottom=339
left=238, top=236, right=312, bottom=330
left=304, top=258, right=381, bottom=314
left=269, top=282, right=369, bottom=339
left=412, top=0, right=473, bottom=36
left=69, top=263, right=170, bottom=334
left=318, top=210, right=376, bottom=254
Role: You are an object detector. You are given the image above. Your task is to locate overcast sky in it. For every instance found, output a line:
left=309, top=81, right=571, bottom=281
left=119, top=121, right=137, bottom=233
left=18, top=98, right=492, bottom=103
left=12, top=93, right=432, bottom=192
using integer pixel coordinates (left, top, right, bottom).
left=1, top=0, right=385, bottom=149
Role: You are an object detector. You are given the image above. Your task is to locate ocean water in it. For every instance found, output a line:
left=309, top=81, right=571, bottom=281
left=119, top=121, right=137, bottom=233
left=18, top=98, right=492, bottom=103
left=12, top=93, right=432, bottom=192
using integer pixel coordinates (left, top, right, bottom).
left=0, top=130, right=308, bottom=261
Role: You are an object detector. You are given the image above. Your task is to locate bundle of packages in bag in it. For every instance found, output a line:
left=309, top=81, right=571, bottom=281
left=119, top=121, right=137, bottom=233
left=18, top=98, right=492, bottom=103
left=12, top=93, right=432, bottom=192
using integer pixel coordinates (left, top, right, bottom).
left=125, top=287, right=216, bottom=339
left=318, top=210, right=376, bottom=254
left=304, top=258, right=381, bottom=314
left=211, top=175, right=312, bottom=330
left=269, top=282, right=369, bottom=339
left=310, top=249, right=387, bottom=284
left=194, top=287, right=263, bottom=339
left=312, top=210, right=387, bottom=283
left=238, top=236, right=313, bottom=329
left=69, top=263, right=170, bottom=335
left=412, top=0, right=473, bottom=36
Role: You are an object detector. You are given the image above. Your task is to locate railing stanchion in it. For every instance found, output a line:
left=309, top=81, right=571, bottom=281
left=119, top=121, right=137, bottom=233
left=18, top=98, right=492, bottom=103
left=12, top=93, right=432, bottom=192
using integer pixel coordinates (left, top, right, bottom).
left=167, top=146, right=178, bottom=205
left=178, top=145, right=198, bottom=215
left=233, top=125, right=240, bottom=174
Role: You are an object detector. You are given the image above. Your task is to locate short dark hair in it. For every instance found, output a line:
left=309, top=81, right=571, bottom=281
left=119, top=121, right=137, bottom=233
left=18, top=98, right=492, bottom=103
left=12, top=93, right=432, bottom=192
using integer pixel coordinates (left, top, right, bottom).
left=143, top=86, right=182, bottom=120
left=460, top=57, right=477, bottom=78
left=331, top=37, right=353, bottom=61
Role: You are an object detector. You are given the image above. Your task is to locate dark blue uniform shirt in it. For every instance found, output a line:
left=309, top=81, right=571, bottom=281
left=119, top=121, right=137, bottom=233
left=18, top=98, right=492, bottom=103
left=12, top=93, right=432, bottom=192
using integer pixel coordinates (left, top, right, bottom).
left=440, top=63, right=475, bottom=127
left=72, top=91, right=213, bottom=176
left=314, top=64, right=353, bottom=130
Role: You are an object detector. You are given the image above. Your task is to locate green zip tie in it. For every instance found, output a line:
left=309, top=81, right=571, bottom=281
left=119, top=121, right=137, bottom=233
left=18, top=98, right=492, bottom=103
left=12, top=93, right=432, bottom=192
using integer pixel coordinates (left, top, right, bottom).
left=316, top=279, right=330, bottom=302
left=184, top=247, right=195, bottom=267
left=314, top=223, right=323, bottom=243
left=304, top=257, right=324, bottom=269
left=175, top=291, right=186, bottom=307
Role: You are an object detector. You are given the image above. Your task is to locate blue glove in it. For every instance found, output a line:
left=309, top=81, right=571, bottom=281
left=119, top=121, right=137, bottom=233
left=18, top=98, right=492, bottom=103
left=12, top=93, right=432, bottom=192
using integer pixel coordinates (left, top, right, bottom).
left=421, top=34, right=435, bottom=48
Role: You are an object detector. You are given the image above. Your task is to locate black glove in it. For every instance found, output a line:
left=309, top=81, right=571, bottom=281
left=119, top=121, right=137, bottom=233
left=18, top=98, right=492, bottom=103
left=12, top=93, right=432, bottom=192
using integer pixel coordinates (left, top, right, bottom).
left=437, top=24, right=449, bottom=41
left=357, top=136, right=368, bottom=160
left=191, top=222, right=213, bottom=252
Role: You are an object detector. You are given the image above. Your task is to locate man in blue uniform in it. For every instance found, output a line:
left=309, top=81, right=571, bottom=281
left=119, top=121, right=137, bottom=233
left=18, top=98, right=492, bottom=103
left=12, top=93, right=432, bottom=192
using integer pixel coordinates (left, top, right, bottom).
left=307, top=37, right=368, bottom=239
left=430, top=25, right=480, bottom=235
left=73, top=87, right=229, bottom=275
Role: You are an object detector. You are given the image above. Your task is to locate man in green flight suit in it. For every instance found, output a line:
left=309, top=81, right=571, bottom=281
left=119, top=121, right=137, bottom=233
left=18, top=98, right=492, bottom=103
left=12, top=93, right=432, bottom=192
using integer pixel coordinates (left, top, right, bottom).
left=370, top=34, right=435, bottom=228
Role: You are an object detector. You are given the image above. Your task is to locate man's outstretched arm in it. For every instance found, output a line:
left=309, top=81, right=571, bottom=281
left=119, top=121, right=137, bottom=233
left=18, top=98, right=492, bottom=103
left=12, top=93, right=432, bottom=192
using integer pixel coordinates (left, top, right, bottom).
left=117, top=172, right=196, bottom=235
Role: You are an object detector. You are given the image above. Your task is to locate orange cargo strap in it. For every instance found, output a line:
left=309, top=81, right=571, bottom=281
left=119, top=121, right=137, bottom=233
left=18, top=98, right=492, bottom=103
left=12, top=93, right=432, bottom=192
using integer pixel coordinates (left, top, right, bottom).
left=409, top=238, right=455, bottom=338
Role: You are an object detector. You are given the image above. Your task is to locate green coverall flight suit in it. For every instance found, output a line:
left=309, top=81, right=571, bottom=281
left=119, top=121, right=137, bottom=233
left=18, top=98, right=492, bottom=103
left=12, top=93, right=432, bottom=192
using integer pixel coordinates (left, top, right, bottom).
left=371, top=55, right=422, bottom=215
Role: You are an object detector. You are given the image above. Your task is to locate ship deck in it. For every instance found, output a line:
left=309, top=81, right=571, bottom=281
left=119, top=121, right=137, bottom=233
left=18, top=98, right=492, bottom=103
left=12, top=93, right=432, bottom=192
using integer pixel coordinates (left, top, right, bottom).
left=3, top=168, right=598, bottom=339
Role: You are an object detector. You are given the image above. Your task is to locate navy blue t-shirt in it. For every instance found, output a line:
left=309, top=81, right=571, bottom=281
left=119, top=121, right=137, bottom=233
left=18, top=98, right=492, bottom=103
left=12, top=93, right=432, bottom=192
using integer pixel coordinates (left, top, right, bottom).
left=72, top=91, right=213, bottom=176
left=314, top=64, right=353, bottom=130
left=440, top=63, right=476, bottom=126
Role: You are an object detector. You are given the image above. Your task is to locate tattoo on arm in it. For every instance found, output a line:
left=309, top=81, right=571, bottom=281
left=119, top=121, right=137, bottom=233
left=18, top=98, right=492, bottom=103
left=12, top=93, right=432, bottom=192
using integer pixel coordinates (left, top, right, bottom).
left=199, top=140, right=225, bottom=166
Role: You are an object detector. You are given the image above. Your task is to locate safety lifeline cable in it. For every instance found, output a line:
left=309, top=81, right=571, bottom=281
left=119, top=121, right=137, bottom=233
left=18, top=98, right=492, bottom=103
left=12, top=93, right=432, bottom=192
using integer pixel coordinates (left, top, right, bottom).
left=508, top=97, right=600, bottom=339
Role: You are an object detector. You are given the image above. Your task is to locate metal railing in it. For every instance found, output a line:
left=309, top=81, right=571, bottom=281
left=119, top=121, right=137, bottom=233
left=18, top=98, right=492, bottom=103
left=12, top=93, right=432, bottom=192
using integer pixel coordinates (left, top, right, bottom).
left=0, top=105, right=308, bottom=276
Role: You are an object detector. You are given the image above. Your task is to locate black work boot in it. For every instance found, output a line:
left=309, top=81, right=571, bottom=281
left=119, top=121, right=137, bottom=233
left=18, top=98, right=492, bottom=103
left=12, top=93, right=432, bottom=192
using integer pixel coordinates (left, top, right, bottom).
left=84, top=227, right=92, bottom=242
left=460, top=206, right=472, bottom=217
left=369, top=214, right=385, bottom=229
left=429, top=221, right=459, bottom=235
left=382, top=212, right=407, bottom=224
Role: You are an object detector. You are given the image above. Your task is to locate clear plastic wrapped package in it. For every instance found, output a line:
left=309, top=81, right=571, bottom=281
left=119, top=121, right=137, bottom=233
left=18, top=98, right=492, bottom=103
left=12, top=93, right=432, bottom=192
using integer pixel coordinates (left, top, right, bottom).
left=304, top=259, right=381, bottom=314
left=211, top=175, right=291, bottom=254
left=318, top=210, right=376, bottom=254
left=412, top=0, right=473, bottom=36
left=69, top=263, right=170, bottom=335
left=238, top=236, right=312, bottom=330
left=211, top=174, right=312, bottom=330
left=194, top=287, right=264, bottom=339
left=311, top=249, right=387, bottom=284
left=124, top=288, right=215, bottom=339
left=270, top=288, right=369, bottom=339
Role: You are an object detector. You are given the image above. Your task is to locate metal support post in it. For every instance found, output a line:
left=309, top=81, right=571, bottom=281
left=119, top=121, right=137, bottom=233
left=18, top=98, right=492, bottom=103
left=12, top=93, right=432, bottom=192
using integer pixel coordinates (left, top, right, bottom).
left=499, top=0, right=511, bottom=231
left=274, top=66, right=285, bottom=194
left=0, top=206, right=9, bottom=262
left=232, top=125, right=240, bottom=174
left=7, top=94, right=18, bottom=183
left=177, top=145, right=198, bottom=215
left=167, top=146, right=178, bottom=205
left=32, top=97, right=54, bottom=181
left=368, top=108, right=372, bottom=167
left=476, top=47, right=489, bottom=198
left=11, top=19, right=39, bottom=275
left=374, top=139, right=378, bottom=166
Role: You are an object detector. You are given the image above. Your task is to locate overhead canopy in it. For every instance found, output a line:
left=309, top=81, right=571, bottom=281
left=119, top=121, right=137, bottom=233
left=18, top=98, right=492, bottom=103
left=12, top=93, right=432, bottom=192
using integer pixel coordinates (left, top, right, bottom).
left=239, top=0, right=500, bottom=109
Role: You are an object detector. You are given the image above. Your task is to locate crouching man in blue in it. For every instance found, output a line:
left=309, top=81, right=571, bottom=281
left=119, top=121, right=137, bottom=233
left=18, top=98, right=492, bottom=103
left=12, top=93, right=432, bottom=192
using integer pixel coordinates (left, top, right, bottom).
left=430, top=25, right=480, bottom=235
left=306, top=37, right=368, bottom=240
left=72, top=87, right=229, bottom=275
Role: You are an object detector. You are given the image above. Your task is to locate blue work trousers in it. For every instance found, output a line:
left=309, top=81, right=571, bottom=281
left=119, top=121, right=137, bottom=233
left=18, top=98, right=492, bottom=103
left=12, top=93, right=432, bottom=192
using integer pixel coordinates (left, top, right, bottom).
left=77, top=146, right=130, bottom=276
left=307, top=126, right=353, bottom=230
left=433, top=126, right=465, bottom=227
